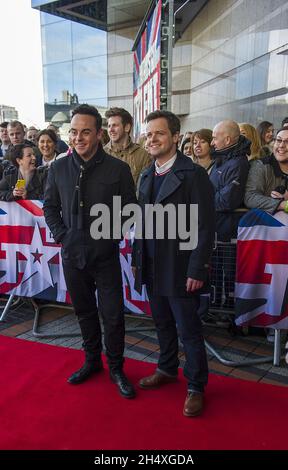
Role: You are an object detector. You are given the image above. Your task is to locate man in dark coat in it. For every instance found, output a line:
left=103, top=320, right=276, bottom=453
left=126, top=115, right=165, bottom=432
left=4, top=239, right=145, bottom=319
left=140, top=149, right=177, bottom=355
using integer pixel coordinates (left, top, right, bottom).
left=209, top=120, right=250, bottom=310
left=44, top=104, right=137, bottom=399
left=132, top=110, right=215, bottom=417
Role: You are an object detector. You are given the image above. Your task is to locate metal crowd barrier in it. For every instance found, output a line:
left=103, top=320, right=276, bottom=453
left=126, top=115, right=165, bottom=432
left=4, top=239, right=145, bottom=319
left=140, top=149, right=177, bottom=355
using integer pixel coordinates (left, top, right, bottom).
left=203, top=237, right=284, bottom=367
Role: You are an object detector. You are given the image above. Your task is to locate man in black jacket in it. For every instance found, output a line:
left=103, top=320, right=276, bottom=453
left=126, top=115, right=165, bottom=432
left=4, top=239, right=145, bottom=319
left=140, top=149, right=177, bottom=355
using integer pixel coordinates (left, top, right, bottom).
left=209, top=120, right=250, bottom=310
left=132, top=111, right=215, bottom=417
left=44, top=104, right=137, bottom=399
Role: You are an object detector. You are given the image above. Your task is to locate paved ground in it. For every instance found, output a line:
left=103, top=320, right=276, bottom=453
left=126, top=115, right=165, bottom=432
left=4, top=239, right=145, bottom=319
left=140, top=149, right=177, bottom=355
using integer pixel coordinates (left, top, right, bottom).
left=1, top=297, right=288, bottom=387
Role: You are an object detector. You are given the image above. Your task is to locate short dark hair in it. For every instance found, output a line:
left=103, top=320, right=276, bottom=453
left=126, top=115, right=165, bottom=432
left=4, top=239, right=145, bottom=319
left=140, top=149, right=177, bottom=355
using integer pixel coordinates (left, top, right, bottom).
left=0, top=121, right=8, bottom=129
left=36, top=129, right=58, bottom=145
left=276, top=128, right=288, bottom=136
left=145, top=110, right=181, bottom=136
left=71, top=104, right=102, bottom=131
left=281, top=117, right=288, bottom=128
left=9, top=144, right=34, bottom=167
left=105, top=107, right=133, bottom=129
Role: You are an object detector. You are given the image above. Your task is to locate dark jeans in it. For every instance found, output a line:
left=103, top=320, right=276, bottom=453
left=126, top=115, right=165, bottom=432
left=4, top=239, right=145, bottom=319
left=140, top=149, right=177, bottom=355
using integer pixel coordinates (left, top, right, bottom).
left=63, top=256, right=125, bottom=371
left=146, top=265, right=208, bottom=393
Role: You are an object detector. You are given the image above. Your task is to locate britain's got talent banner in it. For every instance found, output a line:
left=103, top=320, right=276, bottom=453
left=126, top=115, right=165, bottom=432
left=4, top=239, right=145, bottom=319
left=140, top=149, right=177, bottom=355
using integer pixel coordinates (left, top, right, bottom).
left=0, top=201, right=150, bottom=315
left=133, top=0, right=162, bottom=140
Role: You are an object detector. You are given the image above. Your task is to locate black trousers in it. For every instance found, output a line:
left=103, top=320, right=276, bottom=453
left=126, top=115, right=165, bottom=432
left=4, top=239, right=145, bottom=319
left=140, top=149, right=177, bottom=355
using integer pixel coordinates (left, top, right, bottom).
left=63, top=255, right=125, bottom=371
left=146, top=264, right=208, bottom=393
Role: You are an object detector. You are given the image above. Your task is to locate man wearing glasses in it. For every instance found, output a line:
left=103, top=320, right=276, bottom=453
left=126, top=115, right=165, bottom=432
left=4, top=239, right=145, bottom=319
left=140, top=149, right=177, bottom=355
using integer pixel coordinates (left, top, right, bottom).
left=245, top=127, right=288, bottom=213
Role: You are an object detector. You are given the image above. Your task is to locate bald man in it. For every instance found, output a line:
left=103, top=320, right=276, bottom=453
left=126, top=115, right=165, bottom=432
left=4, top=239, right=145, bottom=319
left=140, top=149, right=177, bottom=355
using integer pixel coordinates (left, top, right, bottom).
left=211, top=120, right=241, bottom=151
left=208, top=119, right=250, bottom=312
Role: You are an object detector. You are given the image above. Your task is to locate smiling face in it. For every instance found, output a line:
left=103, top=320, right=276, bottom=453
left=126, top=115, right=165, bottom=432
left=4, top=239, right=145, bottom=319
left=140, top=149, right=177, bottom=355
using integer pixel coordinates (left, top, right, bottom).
left=145, top=117, right=179, bottom=164
left=17, top=147, right=36, bottom=172
left=273, top=129, right=288, bottom=165
left=107, top=115, right=130, bottom=145
left=38, top=133, right=56, bottom=161
left=70, top=113, right=102, bottom=161
left=264, top=125, right=274, bottom=144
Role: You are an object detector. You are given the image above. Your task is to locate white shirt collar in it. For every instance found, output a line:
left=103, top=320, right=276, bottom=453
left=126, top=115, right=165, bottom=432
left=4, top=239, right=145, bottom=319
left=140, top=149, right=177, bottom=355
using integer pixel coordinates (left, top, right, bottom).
left=155, top=153, right=177, bottom=175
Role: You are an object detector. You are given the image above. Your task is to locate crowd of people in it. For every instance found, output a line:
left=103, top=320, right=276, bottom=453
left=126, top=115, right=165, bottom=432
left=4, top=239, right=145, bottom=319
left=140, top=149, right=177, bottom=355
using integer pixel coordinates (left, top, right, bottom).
left=0, top=106, right=288, bottom=417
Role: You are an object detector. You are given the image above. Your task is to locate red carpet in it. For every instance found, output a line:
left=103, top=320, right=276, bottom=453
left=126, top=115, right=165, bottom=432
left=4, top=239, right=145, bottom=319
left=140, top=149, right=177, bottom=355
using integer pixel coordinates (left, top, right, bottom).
left=0, top=335, right=287, bottom=450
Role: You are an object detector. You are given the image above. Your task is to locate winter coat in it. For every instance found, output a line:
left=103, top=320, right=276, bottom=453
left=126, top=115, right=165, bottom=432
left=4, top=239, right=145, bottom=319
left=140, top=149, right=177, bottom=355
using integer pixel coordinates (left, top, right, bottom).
left=43, top=145, right=137, bottom=269
left=132, top=152, right=215, bottom=297
left=0, top=165, right=48, bottom=201
left=244, top=154, right=288, bottom=214
left=209, top=135, right=250, bottom=241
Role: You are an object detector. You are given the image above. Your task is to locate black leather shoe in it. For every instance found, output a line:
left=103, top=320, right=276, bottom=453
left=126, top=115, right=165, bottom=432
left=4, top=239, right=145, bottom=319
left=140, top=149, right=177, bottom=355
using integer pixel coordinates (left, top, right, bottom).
left=110, top=370, right=136, bottom=399
left=67, top=361, right=103, bottom=385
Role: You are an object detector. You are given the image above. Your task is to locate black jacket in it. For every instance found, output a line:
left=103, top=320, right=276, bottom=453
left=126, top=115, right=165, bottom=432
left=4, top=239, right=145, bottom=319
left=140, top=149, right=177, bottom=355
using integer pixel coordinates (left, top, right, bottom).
left=0, top=165, right=48, bottom=201
left=132, top=152, right=215, bottom=297
left=209, top=135, right=250, bottom=240
left=43, top=145, right=137, bottom=269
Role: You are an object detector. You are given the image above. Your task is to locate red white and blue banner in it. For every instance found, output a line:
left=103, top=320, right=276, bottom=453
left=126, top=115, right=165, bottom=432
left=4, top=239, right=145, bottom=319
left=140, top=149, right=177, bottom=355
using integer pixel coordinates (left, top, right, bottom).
left=133, top=0, right=162, bottom=139
left=0, top=201, right=150, bottom=315
left=235, top=209, right=288, bottom=329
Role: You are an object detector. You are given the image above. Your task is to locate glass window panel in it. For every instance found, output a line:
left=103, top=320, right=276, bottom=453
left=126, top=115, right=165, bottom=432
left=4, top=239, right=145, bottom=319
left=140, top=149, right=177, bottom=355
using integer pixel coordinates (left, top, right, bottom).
left=72, top=22, right=107, bottom=60
left=41, top=21, right=72, bottom=65
left=43, top=62, right=73, bottom=104
left=32, top=0, right=55, bottom=6
left=40, top=12, right=64, bottom=25
left=73, top=57, right=107, bottom=106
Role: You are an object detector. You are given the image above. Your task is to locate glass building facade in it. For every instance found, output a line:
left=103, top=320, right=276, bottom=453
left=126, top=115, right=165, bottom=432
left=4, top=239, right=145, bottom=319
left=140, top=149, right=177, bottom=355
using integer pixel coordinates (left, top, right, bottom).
left=40, top=11, right=107, bottom=121
left=33, top=0, right=288, bottom=131
left=173, top=0, right=288, bottom=131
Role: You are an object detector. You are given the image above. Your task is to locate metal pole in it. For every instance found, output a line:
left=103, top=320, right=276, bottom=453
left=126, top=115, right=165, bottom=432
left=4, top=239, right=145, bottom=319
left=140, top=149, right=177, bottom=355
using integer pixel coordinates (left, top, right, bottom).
left=0, top=293, right=15, bottom=321
left=273, top=329, right=281, bottom=366
left=166, top=0, right=174, bottom=111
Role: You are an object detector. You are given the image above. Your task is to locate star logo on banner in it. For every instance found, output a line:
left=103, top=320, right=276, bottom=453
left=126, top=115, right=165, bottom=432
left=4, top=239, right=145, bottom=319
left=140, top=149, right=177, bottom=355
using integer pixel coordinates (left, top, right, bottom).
left=20, top=222, right=60, bottom=287
left=31, top=248, right=43, bottom=264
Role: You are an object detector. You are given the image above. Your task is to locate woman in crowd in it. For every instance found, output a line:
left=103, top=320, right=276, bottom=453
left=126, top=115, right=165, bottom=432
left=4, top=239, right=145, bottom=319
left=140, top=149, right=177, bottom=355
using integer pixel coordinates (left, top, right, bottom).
left=181, top=137, right=193, bottom=158
left=244, top=127, right=288, bottom=214
left=239, top=123, right=262, bottom=160
left=192, top=128, right=214, bottom=173
left=257, top=120, right=274, bottom=157
left=36, top=129, right=60, bottom=166
left=0, top=144, right=47, bottom=201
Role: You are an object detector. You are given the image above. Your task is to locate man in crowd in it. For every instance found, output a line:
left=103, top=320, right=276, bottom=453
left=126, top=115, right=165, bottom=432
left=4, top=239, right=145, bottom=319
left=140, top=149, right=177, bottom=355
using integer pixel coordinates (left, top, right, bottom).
left=132, top=110, right=215, bottom=417
left=0, top=122, right=11, bottom=160
left=44, top=104, right=137, bottom=399
left=6, top=120, right=42, bottom=166
left=209, top=120, right=250, bottom=310
left=281, top=117, right=288, bottom=130
left=26, top=126, right=39, bottom=145
left=104, top=107, right=151, bottom=185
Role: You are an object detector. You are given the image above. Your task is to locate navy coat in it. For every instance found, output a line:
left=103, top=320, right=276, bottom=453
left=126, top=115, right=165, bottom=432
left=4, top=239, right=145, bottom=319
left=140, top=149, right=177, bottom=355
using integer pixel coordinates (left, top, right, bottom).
left=132, top=152, right=215, bottom=297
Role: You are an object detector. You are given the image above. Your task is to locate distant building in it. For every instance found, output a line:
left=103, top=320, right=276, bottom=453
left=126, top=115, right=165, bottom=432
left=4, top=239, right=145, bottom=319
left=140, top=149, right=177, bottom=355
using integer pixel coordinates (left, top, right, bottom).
left=0, top=105, right=18, bottom=123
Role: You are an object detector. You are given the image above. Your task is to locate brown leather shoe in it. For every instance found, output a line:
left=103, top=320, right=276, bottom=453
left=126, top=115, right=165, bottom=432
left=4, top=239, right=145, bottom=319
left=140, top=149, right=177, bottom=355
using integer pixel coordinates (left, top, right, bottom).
left=183, top=392, right=204, bottom=417
left=139, top=372, right=177, bottom=389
